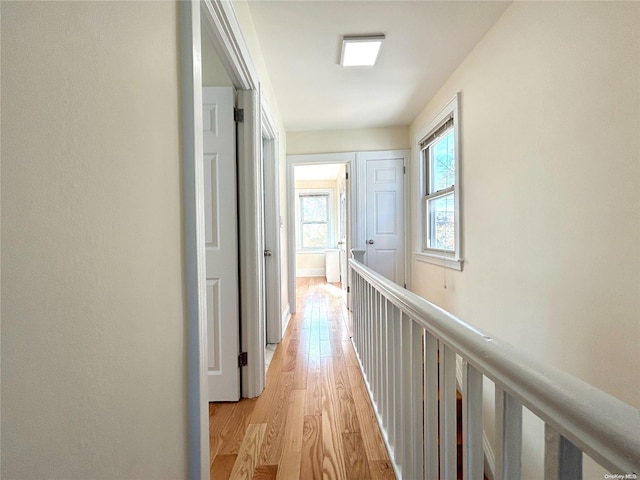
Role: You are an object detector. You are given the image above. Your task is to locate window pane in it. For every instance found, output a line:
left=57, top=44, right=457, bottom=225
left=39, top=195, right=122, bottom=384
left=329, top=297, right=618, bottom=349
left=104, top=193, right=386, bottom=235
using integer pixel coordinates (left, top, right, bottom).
left=430, top=130, right=455, bottom=192
left=302, top=223, right=327, bottom=248
left=428, top=193, right=455, bottom=251
left=301, top=195, right=328, bottom=222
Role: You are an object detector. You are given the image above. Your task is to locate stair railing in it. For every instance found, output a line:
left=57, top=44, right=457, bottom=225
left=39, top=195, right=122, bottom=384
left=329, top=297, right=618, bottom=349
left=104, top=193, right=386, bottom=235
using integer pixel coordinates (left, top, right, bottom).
left=349, top=258, right=640, bottom=480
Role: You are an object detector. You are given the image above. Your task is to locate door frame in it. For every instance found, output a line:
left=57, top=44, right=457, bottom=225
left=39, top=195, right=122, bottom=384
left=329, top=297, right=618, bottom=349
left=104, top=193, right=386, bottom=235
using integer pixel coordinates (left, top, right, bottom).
left=357, top=150, right=411, bottom=287
left=181, top=1, right=277, bottom=478
left=262, top=103, right=284, bottom=344
left=286, top=153, right=356, bottom=313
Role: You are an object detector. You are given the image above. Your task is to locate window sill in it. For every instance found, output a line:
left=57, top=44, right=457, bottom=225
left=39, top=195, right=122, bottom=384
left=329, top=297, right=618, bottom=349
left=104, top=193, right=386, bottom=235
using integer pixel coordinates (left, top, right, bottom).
left=414, top=251, right=463, bottom=271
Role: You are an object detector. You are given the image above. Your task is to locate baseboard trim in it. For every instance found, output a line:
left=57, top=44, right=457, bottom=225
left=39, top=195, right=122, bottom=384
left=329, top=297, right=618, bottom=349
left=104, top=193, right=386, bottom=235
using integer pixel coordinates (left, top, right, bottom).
left=296, top=268, right=325, bottom=277
left=281, top=303, right=291, bottom=336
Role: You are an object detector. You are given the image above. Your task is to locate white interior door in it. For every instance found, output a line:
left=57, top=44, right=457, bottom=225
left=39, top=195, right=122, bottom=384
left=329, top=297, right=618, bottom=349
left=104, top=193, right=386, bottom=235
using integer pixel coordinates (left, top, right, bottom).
left=203, top=86, right=240, bottom=401
left=365, top=157, right=405, bottom=284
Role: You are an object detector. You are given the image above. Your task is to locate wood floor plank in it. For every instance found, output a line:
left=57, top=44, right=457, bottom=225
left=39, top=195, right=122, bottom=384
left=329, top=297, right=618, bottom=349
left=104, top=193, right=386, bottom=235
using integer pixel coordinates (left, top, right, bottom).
left=304, top=357, right=322, bottom=416
left=322, top=357, right=347, bottom=479
left=276, top=389, right=306, bottom=479
left=218, top=398, right=258, bottom=455
left=210, top=402, right=241, bottom=457
left=293, top=352, right=308, bottom=390
left=251, top=465, right=277, bottom=480
left=229, top=423, right=267, bottom=480
left=258, top=370, right=295, bottom=465
left=347, top=366, right=389, bottom=461
left=338, top=387, right=360, bottom=434
left=369, top=460, right=396, bottom=480
left=343, top=432, right=371, bottom=480
left=301, top=415, right=322, bottom=480
left=210, top=454, right=237, bottom=480
left=210, top=278, right=395, bottom=480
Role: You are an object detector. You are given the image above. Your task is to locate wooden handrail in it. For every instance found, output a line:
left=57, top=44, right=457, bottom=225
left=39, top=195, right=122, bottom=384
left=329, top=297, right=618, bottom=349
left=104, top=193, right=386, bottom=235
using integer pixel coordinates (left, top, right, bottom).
left=349, top=258, right=640, bottom=476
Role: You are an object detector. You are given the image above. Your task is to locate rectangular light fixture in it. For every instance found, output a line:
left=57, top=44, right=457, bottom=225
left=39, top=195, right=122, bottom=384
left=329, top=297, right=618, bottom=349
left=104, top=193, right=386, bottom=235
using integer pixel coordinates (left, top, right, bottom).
left=340, top=34, right=385, bottom=67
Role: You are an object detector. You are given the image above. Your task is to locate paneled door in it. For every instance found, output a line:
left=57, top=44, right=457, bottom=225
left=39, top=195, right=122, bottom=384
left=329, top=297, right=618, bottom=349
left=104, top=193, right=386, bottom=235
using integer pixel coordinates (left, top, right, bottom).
left=364, top=156, right=405, bottom=285
left=203, top=86, right=240, bottom=401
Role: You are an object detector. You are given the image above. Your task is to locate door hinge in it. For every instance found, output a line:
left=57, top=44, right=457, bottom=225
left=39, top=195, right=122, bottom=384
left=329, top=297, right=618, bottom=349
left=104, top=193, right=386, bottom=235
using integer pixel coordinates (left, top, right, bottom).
left=403, top=166, right=406, bottom=174
left=238, top=351, right=248, bottom=367
left=234, top=108, right=244, bottom=123
left=345, top=172, right=349, bottom=180
left=404, top=283, right=407, bottom=289
left=347, top=286, right=350, bottom=293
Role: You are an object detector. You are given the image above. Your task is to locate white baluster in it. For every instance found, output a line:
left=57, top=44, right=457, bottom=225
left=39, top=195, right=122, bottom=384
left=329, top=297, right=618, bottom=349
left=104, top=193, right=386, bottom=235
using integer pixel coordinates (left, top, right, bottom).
left=412, top=322, right=425, bottom=479
left=544, top=424, right=582, bottom=480
left=393, top=305, right=404, bottom=468
left=439, top=343, right=457, bottom=480
left=463, top=361, right=484, bottom=480
left=495, top=387, right=522, bottom=480
left=424, top=331, right=438, bottom=480
left=401, top=314, right=413, bottom=478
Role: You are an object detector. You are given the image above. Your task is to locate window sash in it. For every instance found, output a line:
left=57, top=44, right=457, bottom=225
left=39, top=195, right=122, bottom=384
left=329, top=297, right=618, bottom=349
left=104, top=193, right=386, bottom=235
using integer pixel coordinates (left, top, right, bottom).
left=423, top=192, right=456, bottom=253
left=424, top=127, right=455, bottom=195
left=299, top=193, right=330, bottom=249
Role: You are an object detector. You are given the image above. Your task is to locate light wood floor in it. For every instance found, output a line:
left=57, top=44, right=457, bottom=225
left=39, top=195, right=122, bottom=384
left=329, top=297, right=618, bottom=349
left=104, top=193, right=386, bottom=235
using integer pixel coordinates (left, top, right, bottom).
left=209, top=277, right=396, bottom=479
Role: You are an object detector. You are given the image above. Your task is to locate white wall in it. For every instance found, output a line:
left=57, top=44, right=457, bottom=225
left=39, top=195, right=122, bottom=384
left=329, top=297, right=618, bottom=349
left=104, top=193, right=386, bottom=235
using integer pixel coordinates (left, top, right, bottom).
left=1, top=2, right=187, bottom=478
left=287, top=126, right=409, bottom=155
left=409, top=2, right=639, bottom=477
left=202, top=30, right=234, bottom=88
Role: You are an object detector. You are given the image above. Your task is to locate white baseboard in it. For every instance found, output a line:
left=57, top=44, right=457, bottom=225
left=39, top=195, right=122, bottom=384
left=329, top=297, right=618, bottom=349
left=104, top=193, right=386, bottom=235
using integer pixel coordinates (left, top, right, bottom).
left=296, top=268, right=325, bottom=277
left=483, top=433, right=496, bottom=480
left=281, top=303, right=291, bottom=336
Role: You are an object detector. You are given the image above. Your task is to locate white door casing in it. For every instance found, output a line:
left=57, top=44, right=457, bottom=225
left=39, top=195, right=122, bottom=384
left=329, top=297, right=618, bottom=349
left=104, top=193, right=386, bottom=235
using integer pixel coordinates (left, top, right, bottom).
left=286, top=153, right=355, bottom=314
left=363, top=154, right=406, bottom=285
left=338, top=170, right=349, bottom=306
left=187, top=1, right=274, bottom=477
left=237, top=89, right=266, bottom=398
left=203, top=86, right=240, bottom=402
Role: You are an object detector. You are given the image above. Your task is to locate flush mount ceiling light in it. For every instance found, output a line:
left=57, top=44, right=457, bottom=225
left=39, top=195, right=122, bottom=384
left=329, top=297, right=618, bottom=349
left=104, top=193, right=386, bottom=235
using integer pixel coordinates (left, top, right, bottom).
left=340, top=34, right=385, bottom=67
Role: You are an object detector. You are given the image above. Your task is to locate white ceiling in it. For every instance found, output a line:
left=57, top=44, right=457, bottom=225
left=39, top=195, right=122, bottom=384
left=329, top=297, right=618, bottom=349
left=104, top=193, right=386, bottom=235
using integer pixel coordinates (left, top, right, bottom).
left=246, top=1, right=511, bottom=132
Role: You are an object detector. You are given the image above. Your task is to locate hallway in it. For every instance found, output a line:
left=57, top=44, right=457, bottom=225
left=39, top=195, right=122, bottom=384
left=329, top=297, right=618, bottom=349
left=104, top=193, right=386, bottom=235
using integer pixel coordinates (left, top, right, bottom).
left=209, top=277, right=395, bottom=479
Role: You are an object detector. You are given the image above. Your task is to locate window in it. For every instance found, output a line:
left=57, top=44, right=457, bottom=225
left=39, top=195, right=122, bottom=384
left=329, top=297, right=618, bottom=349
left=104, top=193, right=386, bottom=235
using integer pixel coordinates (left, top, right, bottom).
left=298, top=192, right=331, bottom=249
left=416, top=94, right=462, bottom=270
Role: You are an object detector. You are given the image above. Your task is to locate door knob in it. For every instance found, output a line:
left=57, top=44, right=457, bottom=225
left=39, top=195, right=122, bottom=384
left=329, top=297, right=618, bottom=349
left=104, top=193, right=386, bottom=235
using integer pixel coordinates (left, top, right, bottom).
left=264, top=250, right=272, bottom=257
left=367, top=239, right=375, bottom=245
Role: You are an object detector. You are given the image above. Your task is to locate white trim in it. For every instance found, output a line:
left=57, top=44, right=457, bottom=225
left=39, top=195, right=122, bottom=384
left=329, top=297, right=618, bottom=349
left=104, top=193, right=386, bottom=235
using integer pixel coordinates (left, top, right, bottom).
left=281, top=303, right=291, bottom=337
left=296, top=268, right=326, bottom=277
left=413, top=93, right=463, bottom=270
left=179, top=2, right=208, bottom=478
left=286, top=152, right=355, bottom=313
left=414, top=251, right=463, bottom=271
left=201, top=0, right=258, bottom=90
left=261, top=95, right=283, bottom=345
left=200, top=0, right=271, bottom=402
left=356, top=149, right=411, bottom=287
left=237, top=89, right=265, bottom=399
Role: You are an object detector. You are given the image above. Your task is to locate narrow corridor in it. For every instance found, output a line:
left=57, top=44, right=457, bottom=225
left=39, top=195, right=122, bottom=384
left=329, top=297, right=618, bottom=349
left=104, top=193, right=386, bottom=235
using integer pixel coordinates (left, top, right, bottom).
left=209, top=277, right=395, bottom=479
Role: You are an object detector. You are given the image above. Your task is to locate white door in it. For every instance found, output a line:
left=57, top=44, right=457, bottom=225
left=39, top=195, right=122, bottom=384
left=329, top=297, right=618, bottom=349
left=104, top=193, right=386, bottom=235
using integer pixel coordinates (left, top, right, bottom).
left=203, top=86, right=240, bottom=401
left=364, top=157, right=405, bottom=285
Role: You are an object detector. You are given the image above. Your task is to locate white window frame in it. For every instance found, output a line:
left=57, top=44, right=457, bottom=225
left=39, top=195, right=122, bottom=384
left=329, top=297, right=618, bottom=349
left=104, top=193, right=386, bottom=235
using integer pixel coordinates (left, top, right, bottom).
left=296, top=189, right=334, bottom=251
left=414, top=93, right=463, bottom=271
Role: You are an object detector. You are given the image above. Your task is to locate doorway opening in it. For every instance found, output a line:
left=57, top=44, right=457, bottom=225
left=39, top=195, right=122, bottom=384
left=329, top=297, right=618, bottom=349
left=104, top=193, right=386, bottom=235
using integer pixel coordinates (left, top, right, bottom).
left=286, top=153, right=355, bottom=317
